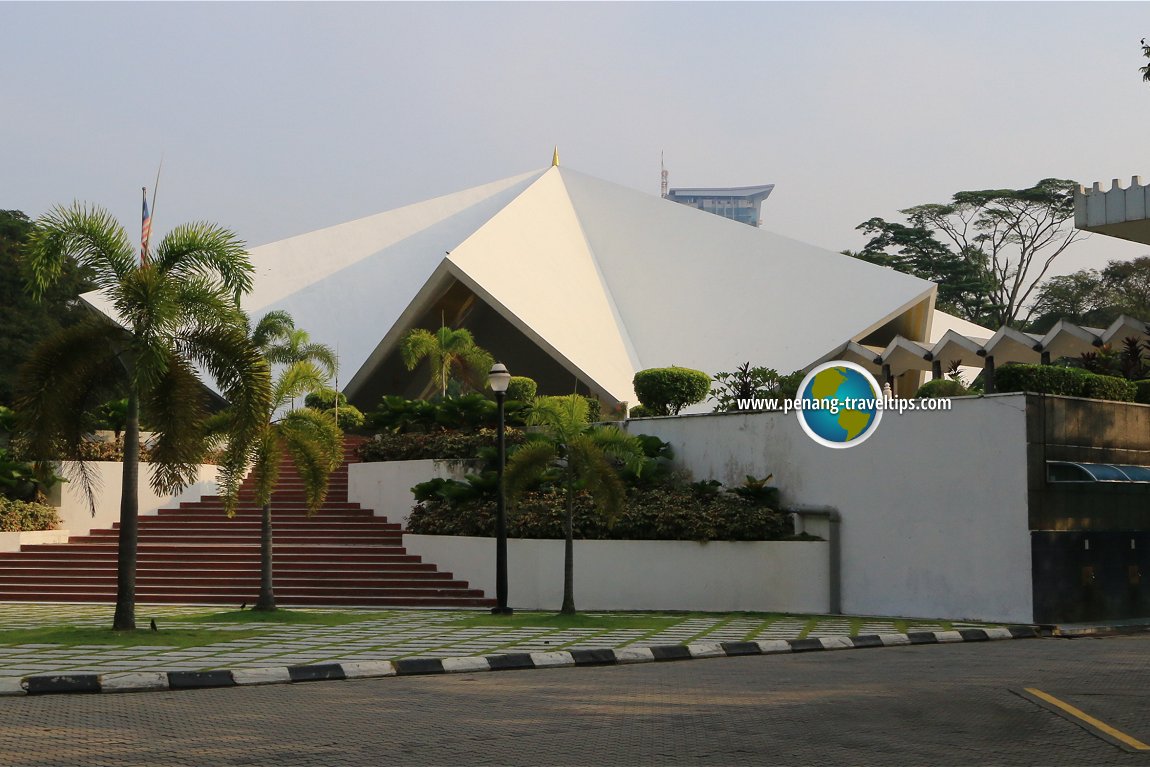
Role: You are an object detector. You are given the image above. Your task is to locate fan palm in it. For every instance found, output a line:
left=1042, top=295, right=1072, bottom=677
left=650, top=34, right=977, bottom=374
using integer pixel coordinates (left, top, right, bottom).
left=239, top=312, right=342, bottom=612
left=400, top=325, right=494, bottom=399
left=17, top=203, right=270, bottom=631
left=504, top=395, right=644, bottom=614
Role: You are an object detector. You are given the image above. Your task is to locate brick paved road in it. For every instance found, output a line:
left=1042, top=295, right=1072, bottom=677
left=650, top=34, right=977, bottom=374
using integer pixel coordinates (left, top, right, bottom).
left=2, top=634, right=1149, bottom=766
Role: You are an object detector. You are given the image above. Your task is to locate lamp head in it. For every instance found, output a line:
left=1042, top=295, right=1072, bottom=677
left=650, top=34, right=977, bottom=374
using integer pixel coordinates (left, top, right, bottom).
left=488, top=363, right=511, bottom=393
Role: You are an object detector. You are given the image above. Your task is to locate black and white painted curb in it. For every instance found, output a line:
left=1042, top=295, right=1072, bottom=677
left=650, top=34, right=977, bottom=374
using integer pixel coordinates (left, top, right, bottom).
left=0, top=626, right=1039, bottom=697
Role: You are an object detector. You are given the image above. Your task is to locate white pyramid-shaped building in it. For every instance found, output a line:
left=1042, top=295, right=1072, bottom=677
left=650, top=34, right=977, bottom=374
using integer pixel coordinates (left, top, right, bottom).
left=99, top=164, right=940, bottom=408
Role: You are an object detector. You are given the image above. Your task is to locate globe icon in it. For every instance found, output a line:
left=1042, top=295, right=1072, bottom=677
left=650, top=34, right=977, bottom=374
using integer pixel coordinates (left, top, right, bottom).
left=796, top=362, right=882, bottom=448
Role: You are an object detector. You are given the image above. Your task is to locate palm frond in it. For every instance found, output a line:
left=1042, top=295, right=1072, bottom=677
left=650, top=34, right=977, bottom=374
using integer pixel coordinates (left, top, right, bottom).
left=278, top=408, right=343, bottom=514
left=14, top=319, right=127, bottom=514
left=143, top=354, right=211, bottom=495
left=25, top=204, right=135, bottom=298
left=272, top=360, right=331, bottom=412
left=244, top=429, right=281, bottom=511
left=250, top=310, right=296, bottom=352
left=504, top=440, right=559, bottom=506
left=568, top=436, right=628, bottom=524
left=151, top=222, right=253, bottom=299
left=177, top=324, right=271, bottom=513
left=528, top=395, right=589, bottom=443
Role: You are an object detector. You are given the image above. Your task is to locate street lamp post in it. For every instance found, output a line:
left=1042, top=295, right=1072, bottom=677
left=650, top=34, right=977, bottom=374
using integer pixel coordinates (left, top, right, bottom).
left=488, top=363, right=513, bottom=615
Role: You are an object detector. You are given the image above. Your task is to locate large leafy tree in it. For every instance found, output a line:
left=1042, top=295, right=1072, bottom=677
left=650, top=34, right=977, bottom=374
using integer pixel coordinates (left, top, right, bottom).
left=848, top=179, right=1084, bottom=327
left=239, top=311, right=342, bottom=612
left=400, top=325, right=494, bottom=399
left=504, top=395, right=644, bottom=614
left=17, top=204, right=270, bottom=630
left=1028, top=256, right=1150, bottom=332
left=0, top=210, right=93, bottom=405
left=846, top=218, right=996, bottom=325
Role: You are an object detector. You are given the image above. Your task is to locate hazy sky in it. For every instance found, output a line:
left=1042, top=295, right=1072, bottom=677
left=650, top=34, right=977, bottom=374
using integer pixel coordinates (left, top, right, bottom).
left=4, top=1, right=1149, bottom=277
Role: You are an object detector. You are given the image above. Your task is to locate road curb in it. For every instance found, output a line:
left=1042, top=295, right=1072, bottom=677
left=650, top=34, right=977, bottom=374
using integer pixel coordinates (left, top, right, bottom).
left=1, top=625, right=1040, bottom=697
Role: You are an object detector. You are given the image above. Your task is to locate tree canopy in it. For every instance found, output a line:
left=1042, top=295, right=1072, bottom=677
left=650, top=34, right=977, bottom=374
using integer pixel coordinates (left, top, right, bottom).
left=0, top=210, right=94, bottom=405
left=847, top=179, right=1083, bottom=327
left=1028, top=256, right=1150, bottom=332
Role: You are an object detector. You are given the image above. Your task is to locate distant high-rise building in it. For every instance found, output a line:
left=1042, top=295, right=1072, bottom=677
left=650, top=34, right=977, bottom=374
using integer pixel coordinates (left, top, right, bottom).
left=665, top=184, right=775, bottom=227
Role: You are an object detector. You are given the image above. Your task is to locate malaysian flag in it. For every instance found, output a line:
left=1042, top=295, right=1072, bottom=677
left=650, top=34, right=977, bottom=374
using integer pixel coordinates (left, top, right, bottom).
left=141, top=187, right=152, bottom=264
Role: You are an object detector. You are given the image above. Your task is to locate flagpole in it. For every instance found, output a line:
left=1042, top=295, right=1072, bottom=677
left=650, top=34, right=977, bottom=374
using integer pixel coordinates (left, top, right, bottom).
left=150, top=156, right=163, bottom=222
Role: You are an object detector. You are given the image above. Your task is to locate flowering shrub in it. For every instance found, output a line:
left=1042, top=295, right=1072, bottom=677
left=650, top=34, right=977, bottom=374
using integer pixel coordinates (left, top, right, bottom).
left=0, top=497, right=59, bottom=532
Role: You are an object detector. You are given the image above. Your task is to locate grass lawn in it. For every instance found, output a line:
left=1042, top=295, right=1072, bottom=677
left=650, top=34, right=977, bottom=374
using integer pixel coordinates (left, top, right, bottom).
left=171, top=609, right=396, bottom=626
left=0, top=626, right=267, bottom=648
left=0, top=608, right=988, bottom=650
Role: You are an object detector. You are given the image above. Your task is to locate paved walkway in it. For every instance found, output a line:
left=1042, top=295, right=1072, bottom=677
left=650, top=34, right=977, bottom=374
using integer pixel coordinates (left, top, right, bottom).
left=3, top=634, right=1146, bottom=766
left=0, top=604, right=995, bottom=677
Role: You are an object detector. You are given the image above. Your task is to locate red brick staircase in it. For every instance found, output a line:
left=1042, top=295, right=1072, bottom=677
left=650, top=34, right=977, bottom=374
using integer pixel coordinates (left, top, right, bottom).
left=0, top=440, right=494, bottom=607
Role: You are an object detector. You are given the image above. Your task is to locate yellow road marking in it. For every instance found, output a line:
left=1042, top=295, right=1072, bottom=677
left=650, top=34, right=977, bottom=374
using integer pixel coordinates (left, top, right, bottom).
left=1024, top=687, right=1150, bottom=751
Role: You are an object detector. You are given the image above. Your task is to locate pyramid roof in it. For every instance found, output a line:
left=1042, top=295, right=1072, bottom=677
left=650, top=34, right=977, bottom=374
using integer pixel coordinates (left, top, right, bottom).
left=84, top=165, right=937, bottom=407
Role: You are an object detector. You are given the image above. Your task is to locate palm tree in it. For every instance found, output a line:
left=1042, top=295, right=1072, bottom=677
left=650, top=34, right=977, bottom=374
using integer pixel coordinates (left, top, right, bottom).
left=400, top=325, right=494, bottom=399
left=240, top=311, right=342, bottom=612
left=17, top=203, right=270, bottom=631
left=504, top=395, right=644, bottom=614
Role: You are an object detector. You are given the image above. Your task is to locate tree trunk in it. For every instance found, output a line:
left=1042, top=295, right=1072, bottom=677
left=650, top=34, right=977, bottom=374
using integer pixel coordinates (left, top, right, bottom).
left=112, top=389, right=140, bottom=631
left=254, top=502, right=276, bottom=611
left=560, top=473, right=576, bottom=615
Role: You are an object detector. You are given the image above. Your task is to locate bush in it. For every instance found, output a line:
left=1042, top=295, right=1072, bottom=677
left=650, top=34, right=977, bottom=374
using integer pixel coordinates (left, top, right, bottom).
left=358, top=428, right=527, bottom=462
left=1082, top=374, right=1137, bottom=403
left=366, top=394, right=529, bottom=434
left=0, top=497, right=59, bottom=532
left=1135, top=379, right=1150, bottom=405
left=914, top=379, right=970, bottom=398
left=407, top=485, right=791, bottom=542
left=995, top=363, right=1136, bottom=402
left=305, top=390, right=348, bottom=410
left=583, top=396, right=601, bottom=422
left=995, top=364, right=1092, bottom=396
left=629, top=405, right=658, bottom=419
left=331, top=404, right=366, bottom=430
left=633, top=367, right=711, bottom=416
left=505, top=377, right=537, bottom=402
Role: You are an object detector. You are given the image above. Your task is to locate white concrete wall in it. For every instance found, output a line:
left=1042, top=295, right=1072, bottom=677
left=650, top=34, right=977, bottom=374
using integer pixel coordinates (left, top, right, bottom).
left=55, top=462, right=221, bottom=538
left=348, top=459, right=475, bottom=527
left=404, top=534, right=829, bottom=613
left=0, top=530, right=71, bottom=552
left=626, top=394, right=1033, bottom=623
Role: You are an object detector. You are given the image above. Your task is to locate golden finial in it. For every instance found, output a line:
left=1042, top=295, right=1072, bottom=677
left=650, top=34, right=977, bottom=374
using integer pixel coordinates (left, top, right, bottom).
left=551, top=147, right=560, bottom=167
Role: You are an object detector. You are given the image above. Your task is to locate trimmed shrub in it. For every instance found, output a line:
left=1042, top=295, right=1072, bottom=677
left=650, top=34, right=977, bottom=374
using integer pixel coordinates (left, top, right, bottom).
left=0, top=497, right=59, bottom=532
left=505, top=377, right=537, bottom=402
left=331, top=404, right=366, bottom=430
left=629, top=405, right=657, bottom=419
left=1082, top=374, right=1137, bottom=403
left=407, top=485, right=791, bottom=543
left=305, top=390, right=348, bottom=410
left=994, top=364, right=1092, bottom=396
left=1135, top=379, right=1150, bottom=405
left=358, top=428, right=526, bottom=462
left=583, top=396, right=601, bottom=422
left=633, top=367, right=711, bottom=415
left=914, top=379, right=970, bottom=398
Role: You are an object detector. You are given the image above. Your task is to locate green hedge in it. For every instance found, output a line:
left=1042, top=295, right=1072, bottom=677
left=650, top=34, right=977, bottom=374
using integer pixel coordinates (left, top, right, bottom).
left=994, top=364, right=1136, bottom=402
left=1082, top=375, right=1138, bottom=402
left=632, top=367, right=711, bottom=416
left=505, top=377, right=537, bottom=402
left=358, top=428, right=526, bottom=462
left=0, top=497, right=59, bottom=532
left=407, top=486, right=792, bottom=542
left=914, top=379, right=970, bottom=398
left=1136, top=379, right=1150, bottom=405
